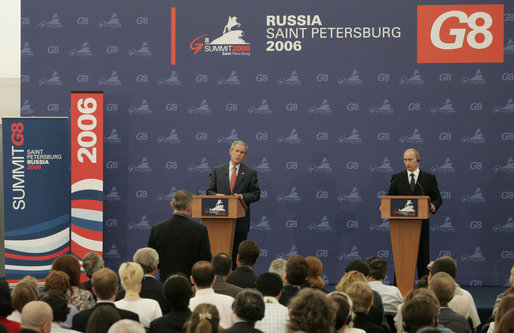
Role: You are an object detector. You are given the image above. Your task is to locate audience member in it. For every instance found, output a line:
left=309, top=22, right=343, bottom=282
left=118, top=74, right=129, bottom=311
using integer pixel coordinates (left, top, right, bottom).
left=211, top=253, right=243, bottom=298
left=8, top=276, right=39, bottom=323
left=52, top=255, right=95, bottom=311
left=489, top=295, right=514, bottom=333
left=278, top=255, right=308, bottom=306
left=346, top=281, right=389, bottom=333
left=222, top=289, right=264, bottom=333
left=305, top=256, right=326, bottom=291
left=394, top=288, right=440, bottom=333
left=417, top=275, right=429, bottom=289
left=492, top=265, right=514, bottom=316
left=328, top=291, right=365, bottom=333
left=227, top=241, right=260, bottom=289
left=429, top=272, right=471, bottom=333
left=402, top=293, right=439, bottom=333
left=0, top=279, right=20, bottom=333
left=39, top=290, right=79, bottom=333
left=287, top=288, right=336, bottom=333
left=268, top=259, right=287, bottom=282
left=72, top=268, right=139, bottom=332
left=255, top=272, right=288, bottom=333
left=19, top=301, right=53, bottom=333
left=189, top=261, right=234, bottom=329
left=494, top=308, right=514, bottom=333
left=117, top=248, right=170, bottom=314
left=107, top=320, right=145, bottom=333
left=366, top=258, right=403, bottom=315
left=85, top=306, right=120, bottom=333
left=115, top=262, right=162, bottom=328
left=44, top=271, right=78, bottom=328
left=81, top=252, right=104, bottom=297
left=149, top=274, right=192, bottom=333
left=185, top=304, right=220, bottom=333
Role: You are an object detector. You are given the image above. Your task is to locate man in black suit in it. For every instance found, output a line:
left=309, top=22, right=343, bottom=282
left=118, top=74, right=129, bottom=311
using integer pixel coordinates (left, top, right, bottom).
left=211, top=252, right=243, bottom=298
left=148, top=190, right=212, bottom=281
left=206, top=140, right=261, bottom=265
left=116, top=247, right=170, bottom=314
left=279, top=255, right=309, bottom=306
left=227, top=240, right=260, bottom=289
left=221, top=289, right=265, bottom=333
left=388, top=148, right=442, bottom=277
left=72, top=268, right=139, bottom=332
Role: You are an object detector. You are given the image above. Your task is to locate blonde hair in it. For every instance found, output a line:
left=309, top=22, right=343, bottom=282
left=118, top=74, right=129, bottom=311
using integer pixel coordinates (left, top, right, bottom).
left=118, top=262, right=144, bottom=291
left=346, top=281, right=373, bottom=313
left=335, top=271, right=367, bottom=293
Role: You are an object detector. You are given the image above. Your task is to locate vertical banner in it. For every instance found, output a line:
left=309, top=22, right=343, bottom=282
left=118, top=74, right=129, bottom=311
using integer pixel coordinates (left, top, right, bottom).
left=71, top=92, right=104, bottom=262
left=2, top=118, right=70, bottom=282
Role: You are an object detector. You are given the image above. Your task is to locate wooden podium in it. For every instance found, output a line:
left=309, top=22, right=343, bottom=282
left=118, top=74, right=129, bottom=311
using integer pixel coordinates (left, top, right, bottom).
left=192, top=195, right=246, bottom=257
left=380, top=195, right=430, bottom=296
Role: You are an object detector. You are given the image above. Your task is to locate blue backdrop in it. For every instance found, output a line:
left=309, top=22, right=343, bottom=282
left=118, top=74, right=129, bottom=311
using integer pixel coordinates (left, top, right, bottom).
left=21, top=0, right=513, bottom=286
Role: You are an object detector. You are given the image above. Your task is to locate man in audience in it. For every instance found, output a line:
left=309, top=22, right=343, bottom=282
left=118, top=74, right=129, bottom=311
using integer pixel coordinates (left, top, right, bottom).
left=366, top=257, right=403, bottom=316
left=347, top=281, right=389, bottom=333
left=19, top=301, right=53, bottom=333
left=189, top=261, right=234, bottom=329
left=148, top=190, right=212, bottom=281
left=255, top=272, right=288, bottom=333
left=402, top=292, right=440, bottom=333
left=72, top=268, right=139, bottom=332
left=428, top=256, right=480, bottom=332
left=227, top=240, right=260, bottom=289
left=268, top=258, right=287, bottom=282
left=212, top=253, right=243, bottom=298
left=117, top=247, right=170, bottom=314
left=278, top=255, right=309, bottom=306
left=429, top=272, right=471, bottom=333
left=81, top=251, right=104, bottom=297
left=221, top=289, right=265, bottom=333
left=108, top=319, right=145, bottom=333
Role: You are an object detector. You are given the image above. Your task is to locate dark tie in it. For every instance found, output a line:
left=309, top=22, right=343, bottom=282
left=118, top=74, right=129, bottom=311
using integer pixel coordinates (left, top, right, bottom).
left=410, top=173, right=416, bottom=192
left=230, top=166, right=237, bottom=193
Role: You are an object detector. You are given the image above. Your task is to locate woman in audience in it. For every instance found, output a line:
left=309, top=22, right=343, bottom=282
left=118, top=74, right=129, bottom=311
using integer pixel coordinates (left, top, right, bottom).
left=51, top=255, right=95, bottom=311
left=306, top=256, right=327, bottom=291
left=185, top=303, right=220, bottom=333
left=115, top=262, right=162, bottom=328
left=328, top=291, right=364, bottom=333
left=0, top=279, right=20, bottom=333
left=7, top=276, right=39, bottom=323
left=489, top=295, right=514, bottom=333
left=494, top=308, right=514, bottom=333
left=39, top=290, right=79, bottom=333
left=44, top=270, right=79, bottom=328
left=86, top=305, right=121, bottom=333
left=288, top=288, right=336, bottom=333
left=346, top=281, right=388, bottom=333
left=335, top=271, right=367, bottom=293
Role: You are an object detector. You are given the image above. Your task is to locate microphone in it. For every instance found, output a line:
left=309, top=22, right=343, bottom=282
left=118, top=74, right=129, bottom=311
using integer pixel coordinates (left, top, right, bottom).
left=195, top=173, right=211, bottom=195
left=386, top=175, right=399, bottom=195
left=416, top=172, right=425, bottom=195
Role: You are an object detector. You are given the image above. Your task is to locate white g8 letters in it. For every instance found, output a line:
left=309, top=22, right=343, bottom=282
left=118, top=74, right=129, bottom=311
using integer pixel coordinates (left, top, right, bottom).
left=431, top=11, right=493, bottom=50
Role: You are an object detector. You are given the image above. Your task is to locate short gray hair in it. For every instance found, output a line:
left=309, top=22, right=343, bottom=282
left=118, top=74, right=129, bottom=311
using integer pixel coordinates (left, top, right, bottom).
left=230, top=140, right=248, bottom=152
left=133, top=248, right=159, bottom=274
left=107, top=319, right=145, bottom=333
left=82, top=252, right=104, bottom=278
left=268, top=258, right=287, bottom=281
left=171, top=190, right=194, bottom=211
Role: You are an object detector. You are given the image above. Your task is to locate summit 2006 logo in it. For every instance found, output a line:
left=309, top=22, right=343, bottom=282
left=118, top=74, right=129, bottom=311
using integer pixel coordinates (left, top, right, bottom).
left=190, top=16, right=251, bottom=56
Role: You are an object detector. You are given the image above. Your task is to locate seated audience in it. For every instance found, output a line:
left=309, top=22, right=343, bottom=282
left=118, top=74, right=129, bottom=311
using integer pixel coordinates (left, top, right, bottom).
left=492, top=265, right=514, bottom=316
left=221, top=289, right=264, bottom=333
left=85, top=306, right=120, bottom=333
left=347, top=281, right=389, bottom=333
left=44, top=271, right=78, bottom=328
left=394, top=288, right=441, bottom=333
left=329, top=291, right=365, bottom=333
left=255, top=272, right=288, bottom=333
left=115, top=262, right=162, bottom=328
left=305, top=256, right=327, bottom=291
left=72, top=268, right=139, bottom=332
left=107, top=320, right=145, bottom=333
left=488, top=295, right=514, bottom=333
left=227, top=241, right=260, bottom=289
left=81, top=252, right=104, bottom=298
left=52, top=255, right=95, bottom=311
left=366, top=258, right=403, bottom=315
left=8, top=276, right=39, bottom=323
left=402, top=292, right=440, bottom=333
left=494, top=308, right=514, bottom=333
left=0, top=279, right=20, bottom=333
left=278, top=255, right=309, bottom=306
left=185, top=303, right=220, bottom=333
left=39, top=290, right=79, bottom=333
left=211, top=253, right=243, bottom=298
left=287, top=288, right=336, bottom=333
left=189, top=261, right=234, bottom=329
left=268, top=259, right=287, bottom=282
left=149, top=274, right=193, bottom=333
left=19, top=301, right=53, bottom=333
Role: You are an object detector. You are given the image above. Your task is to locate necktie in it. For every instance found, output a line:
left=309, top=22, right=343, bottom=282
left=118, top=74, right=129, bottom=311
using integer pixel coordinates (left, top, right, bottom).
left=230, top=166, right=237, bottom=193
left=410, top=173, right=416, bottom=192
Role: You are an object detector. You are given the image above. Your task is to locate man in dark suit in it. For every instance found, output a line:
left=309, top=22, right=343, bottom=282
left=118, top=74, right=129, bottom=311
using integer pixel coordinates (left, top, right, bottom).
left=211, top=252, right=243, bottom=298
left=116, top=247, right=171, bottom=314
left=72, top=268, right=139, bottom=332
left=148, top=190, right=212, bottom=282
left=388, top=148, right=442, bottom=277
left=221, top=289, right=264, bottom=333
left=227, top=240, right=260, bottom=289
left=206, top=140, right=261, bottom=265
left=279, top=255, right=309, bottom=306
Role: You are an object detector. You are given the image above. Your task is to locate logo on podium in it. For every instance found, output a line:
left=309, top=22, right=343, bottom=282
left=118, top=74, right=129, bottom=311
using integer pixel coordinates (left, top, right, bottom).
left=391, top=199, right=418, bottom=217
left=202, top=198, right=229, bottom=216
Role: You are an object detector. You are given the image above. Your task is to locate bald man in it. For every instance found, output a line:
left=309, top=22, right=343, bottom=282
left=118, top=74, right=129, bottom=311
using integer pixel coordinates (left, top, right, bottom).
left=19, top=301, right=53, bottom=333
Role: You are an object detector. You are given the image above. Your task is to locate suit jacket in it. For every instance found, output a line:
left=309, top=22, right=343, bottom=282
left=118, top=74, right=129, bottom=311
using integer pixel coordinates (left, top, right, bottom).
left=206, top=163, right=260, bottom=232
left=71, top=302, right=139, bottom=332
left=221, top=321, right=263, bottom=333
left=148, top=213, right=212, bottom=282
left=388, top=169, right=442, bottom=213
left=278, top=284, right=302, bottom=306
left=354, top=312, right=389, bottom=333
left=116, top=276, right=171, bottom=314
left=227, top=266, right=257, bottom=289
left=149, top=309, right=191, bottom=333
left=213, top=274, right=243, bottom=298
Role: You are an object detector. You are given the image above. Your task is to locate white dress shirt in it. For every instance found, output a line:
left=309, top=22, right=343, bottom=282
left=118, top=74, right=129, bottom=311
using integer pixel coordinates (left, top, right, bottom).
left=368, top=280, right=403, bottom=314
left=189, top=288, right=235, bottom=329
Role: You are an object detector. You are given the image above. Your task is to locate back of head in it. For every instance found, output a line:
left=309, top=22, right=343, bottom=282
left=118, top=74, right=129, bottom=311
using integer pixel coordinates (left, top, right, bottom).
left=335, top=271, right=367, bottom=293
left=233, top=289, right=265, bottom=323
left=133, top=248, right=159, bottom=274
left=82, top=251, right=104, bottom=278
left=430, top=256, right=457, bottom=279
left=368, top=258, right=388, bottom=280
left=305, top=256, right=325, bottom=289
left=237, top=240, right=260, bottom=266
left=211, top=253, right=232, bottom=276
left=288, top=288, right=336, bottom=333
left=163, top=274, right=193, bottom=311
left=328, top=292, right=353, bottom=330
left=191, top=261, right=215, bottom=288
left=403, top=296, right=438, bottom=333
left=429, top=272, right=455, bottom=304
left=92, top=268, right=118, bottom=300
left=118, top=262, right=144, bottom=291
left=12, top=276, right=40, bottom=312
left=495, top=295, right=514, bottom=327
left=346, top=281, right=373, bottom=313
left=495, top=308, right=514, bottom=333
left=51, top=255, right=82, bottom=288
left=20, top=301, right=53, bottom=332
left=87, top=304, right=121, bottom=333
left=186, top=303, right=220, bottom=333
left=107, top=319, right=145, bottom=333
left=345, top=260, right=370, bottom=276
left=39, top=290, right=69, bottom=323
left=172, top=190, right=194, bottom=211
left=285, top=255, right=309, bottom=285
left=268, top=258, right=287, bottom=281
left=44, top=270, right=70, bottom=293
left=0, top=279, right=13, bottom=317
left=256, top=272, right=283, bottom=297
